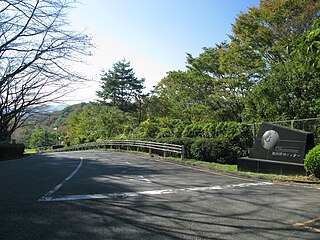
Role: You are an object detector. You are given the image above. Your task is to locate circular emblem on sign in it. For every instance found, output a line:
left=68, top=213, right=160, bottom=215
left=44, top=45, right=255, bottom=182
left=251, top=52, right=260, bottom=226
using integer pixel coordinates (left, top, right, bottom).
left=261, top=130, right=279, bottom=150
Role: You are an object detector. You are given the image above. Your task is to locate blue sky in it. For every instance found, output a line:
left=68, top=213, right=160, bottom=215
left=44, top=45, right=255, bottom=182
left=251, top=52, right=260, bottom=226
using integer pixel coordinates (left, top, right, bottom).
left=68, top=0, right=260, bottom=102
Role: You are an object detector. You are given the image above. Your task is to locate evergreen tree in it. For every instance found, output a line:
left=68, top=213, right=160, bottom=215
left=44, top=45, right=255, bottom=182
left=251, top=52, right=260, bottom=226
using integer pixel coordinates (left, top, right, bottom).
left=97, top=59, right=145, bottom=112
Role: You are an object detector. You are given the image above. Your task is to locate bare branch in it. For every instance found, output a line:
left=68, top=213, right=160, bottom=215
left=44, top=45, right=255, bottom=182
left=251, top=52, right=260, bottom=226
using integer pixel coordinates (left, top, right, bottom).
left=0, top=0, right=93, bottom=140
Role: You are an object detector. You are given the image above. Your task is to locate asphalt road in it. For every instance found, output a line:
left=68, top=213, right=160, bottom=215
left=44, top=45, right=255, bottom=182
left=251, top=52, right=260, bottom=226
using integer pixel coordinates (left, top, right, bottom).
left=0, top=150, right=319, bottom=240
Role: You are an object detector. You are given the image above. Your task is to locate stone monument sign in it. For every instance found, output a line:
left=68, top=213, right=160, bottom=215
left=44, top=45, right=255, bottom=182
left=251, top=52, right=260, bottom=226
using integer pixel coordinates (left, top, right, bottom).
left=238, top=122, right=314, bottom=175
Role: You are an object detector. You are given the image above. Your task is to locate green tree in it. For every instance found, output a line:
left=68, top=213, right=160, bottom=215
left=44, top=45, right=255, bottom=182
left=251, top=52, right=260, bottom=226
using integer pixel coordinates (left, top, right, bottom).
left=221, top=0, right=320, bottom=122
left=294, top=17, right=320, bottom=68
left=226, top=0, right=320, bottom=79
left=186, top=47, right=222, bottom=78
left=64, top=103, right=134, bottom=145
left=243, top=17, right=320, bottom=122
left=29, top=129, right=56, bottom=148
left=152, top=46, right=247, bottom=122
left=154, top=70, right=219, bottom=122
left=96, top=59, right=145, bottom=112
left=143, top=94, right=172, bottom=120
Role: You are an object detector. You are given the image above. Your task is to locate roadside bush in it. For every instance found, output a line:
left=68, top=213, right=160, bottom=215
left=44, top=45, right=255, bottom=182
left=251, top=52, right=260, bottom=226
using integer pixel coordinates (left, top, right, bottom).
left=156, top=137, right=196, bottom=159
left=304, top=144, right=320, bottom=178
left=181, top=122, right=217, bottom=138
left=215, top=122, right=253, bottom=153
left=181, top=122, right=252, bottom=149
left=0, top=142, right=25, bottom=160
left=191, top=138, right=241, bottom=164
left=51, top=145, right=64, bottom=150
left=181, top=123, right=206, bottom=138
left=156, top=122, right=252, bottom=163
left=156, top=127, right=173, bottom=138
left=132, top=119, right=160, bottom=139
left=172, top=120, right=186, bottom=138
left=127, top=120, right=253, bottom=164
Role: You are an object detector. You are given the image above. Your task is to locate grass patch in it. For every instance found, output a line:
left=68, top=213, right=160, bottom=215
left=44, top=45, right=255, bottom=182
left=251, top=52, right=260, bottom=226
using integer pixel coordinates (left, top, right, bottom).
left=171, top=157, right=237, bottom=172
left=24, top=149, right=36, bottom=154
left=164, top=156, right=320, bottom=183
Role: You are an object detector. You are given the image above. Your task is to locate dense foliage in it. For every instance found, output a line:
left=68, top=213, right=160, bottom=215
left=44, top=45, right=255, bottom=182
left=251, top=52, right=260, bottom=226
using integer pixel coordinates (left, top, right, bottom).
left=304, top=144, right=320, bottom=178
left=148, top=0, right=320, bottom=123
left=10, top=0, right=320, bottom=169
left=64, top=103, right=136, bottom=145
left=11, top=103, right=88, bottom=148
left=0, top=142, right=25, bottom=160
left=28, top=129, right=59, bottom=148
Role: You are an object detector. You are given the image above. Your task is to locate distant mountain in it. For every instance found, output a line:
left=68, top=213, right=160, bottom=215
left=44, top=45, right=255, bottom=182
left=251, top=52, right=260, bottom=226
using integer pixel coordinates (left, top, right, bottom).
left=31, top=102, right=88, bottom=128
left=44, top=104, right=68, bottom=112
left=13, top=102, right=88, bottom=146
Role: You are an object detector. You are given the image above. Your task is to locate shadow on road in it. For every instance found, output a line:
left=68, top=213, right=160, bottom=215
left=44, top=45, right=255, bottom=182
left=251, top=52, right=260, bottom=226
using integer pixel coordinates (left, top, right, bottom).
left=0, top=151, right=319, bottom=239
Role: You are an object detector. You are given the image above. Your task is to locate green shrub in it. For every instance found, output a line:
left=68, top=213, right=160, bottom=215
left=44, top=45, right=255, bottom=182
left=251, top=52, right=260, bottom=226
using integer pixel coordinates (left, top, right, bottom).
left=172, top=121, right=186, bottom=138
left=132, top=119, right=160, bottom=139
left=304, top=144, right=320, bottom=178
left=156, top=137, right=196, bottom=159
left=131, top=120, right=252, bottom=164
left=182, top=122, right=252, bottom=162
left=191, top=138, right=241, bottom=164
left=215, top=122, right=253, bottom=153
left=156, top=127, right=173, bottom=138
left=0, top=142, right=25, bottom=160
left=181, top=122, right=218, bottom=138
left=157, top=122, right=252, bottom=163
left=181, top=121, right=252, bottom=150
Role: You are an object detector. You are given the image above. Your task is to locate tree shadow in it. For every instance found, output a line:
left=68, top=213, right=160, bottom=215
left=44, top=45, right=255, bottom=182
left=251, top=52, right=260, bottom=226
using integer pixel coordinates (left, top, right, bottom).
left=1, top=150, right=319, bottom=239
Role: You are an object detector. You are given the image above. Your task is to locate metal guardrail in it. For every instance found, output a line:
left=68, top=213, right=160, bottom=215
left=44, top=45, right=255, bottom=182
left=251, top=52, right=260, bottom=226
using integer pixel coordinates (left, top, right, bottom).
left=53, top=140, right=185, bottom=159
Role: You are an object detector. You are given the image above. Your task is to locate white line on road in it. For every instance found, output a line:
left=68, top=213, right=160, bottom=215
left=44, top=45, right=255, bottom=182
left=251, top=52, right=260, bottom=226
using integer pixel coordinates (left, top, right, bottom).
left=38, top=157, right=83, bottom=202
left=139, top=176, right=152, bottom=183
left=39, top=181, right=273, bottom=202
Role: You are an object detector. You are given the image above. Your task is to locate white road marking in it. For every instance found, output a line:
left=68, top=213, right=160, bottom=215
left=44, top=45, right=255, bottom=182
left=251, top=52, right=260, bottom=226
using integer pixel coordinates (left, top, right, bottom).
left=139, top=176, right=152, bottom=183
left=39, top=181, right=273, bottom=202
left=38, top=157, right=83, bottom=202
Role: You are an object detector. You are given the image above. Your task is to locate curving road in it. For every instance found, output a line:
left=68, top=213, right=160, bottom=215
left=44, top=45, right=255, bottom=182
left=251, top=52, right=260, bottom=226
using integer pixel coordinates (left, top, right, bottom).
left=0, top=150, right=319, bottom=239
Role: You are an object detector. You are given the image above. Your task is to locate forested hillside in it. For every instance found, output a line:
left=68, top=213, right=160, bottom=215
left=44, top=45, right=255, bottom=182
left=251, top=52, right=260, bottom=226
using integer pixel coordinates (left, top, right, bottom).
left=13, top=103, right=88, bottom=148
left=14, top=0, right=320, bottom=163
